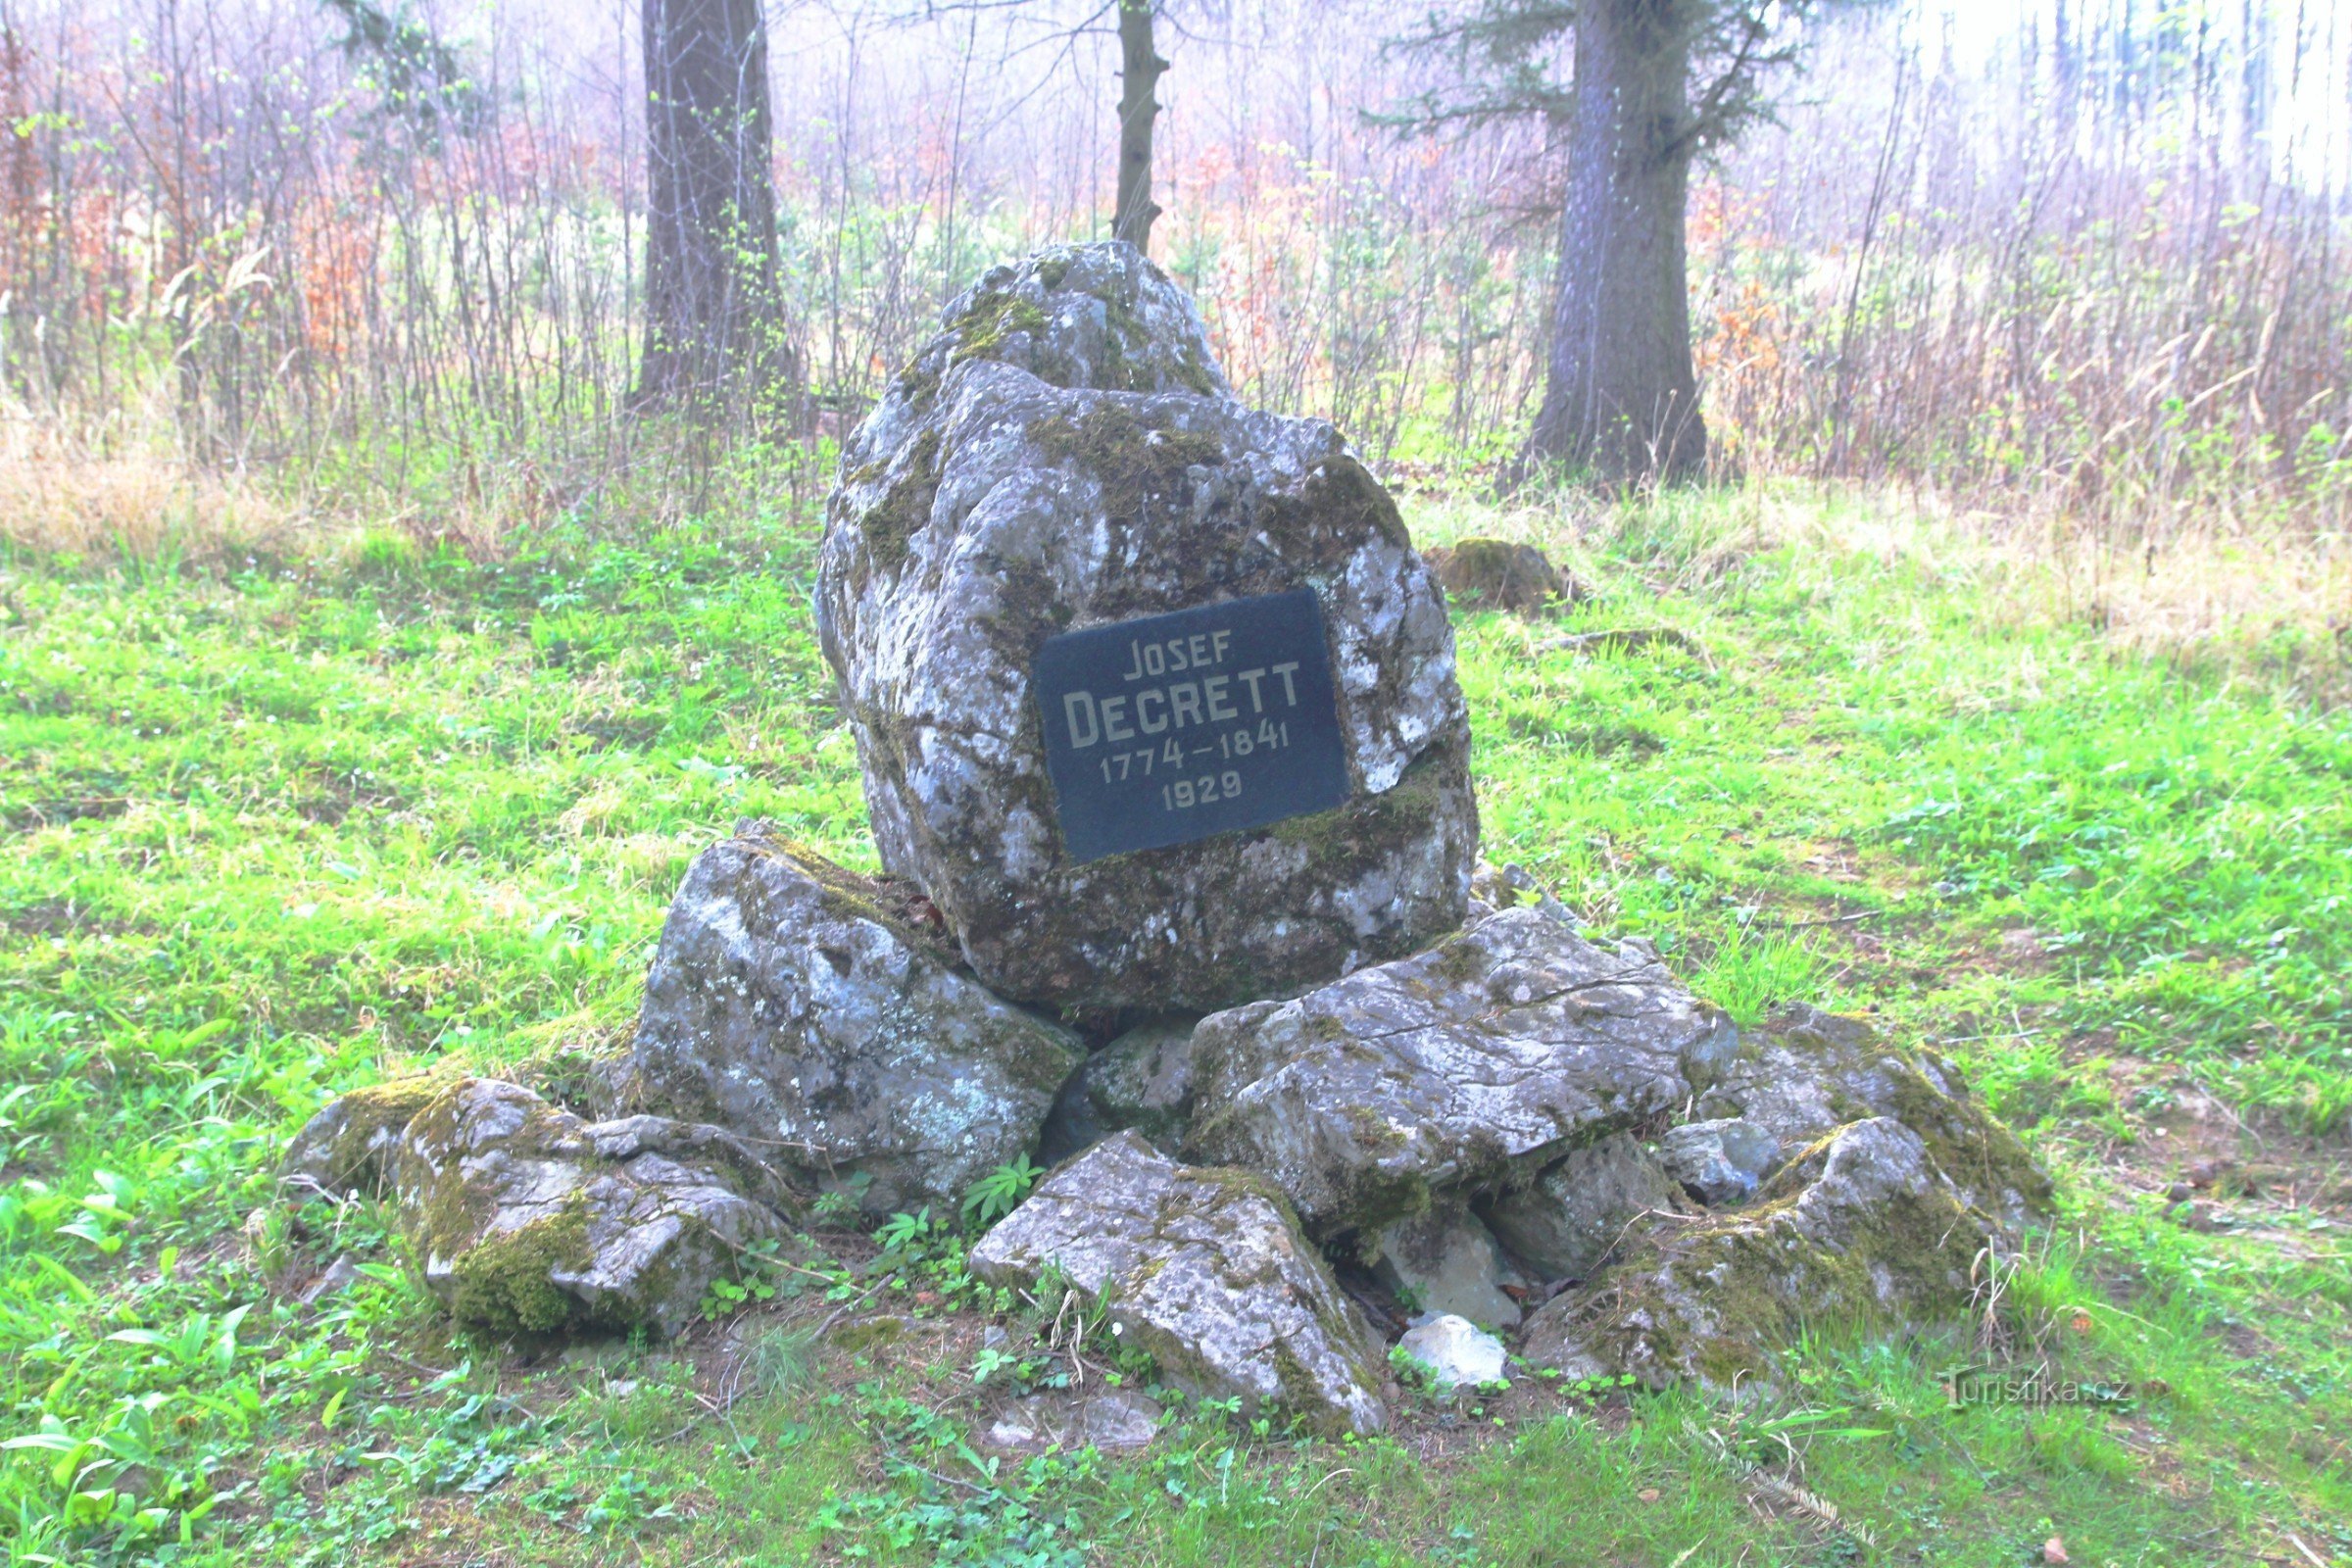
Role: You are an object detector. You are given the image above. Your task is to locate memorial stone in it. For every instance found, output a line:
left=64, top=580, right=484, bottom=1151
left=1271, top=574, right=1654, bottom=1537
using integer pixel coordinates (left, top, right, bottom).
left=817, top=240, right=1477, bottom=1011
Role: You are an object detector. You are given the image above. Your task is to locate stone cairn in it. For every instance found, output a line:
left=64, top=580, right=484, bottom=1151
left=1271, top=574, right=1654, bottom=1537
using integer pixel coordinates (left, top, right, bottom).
left=282, top=243, right=2048, bottom=1436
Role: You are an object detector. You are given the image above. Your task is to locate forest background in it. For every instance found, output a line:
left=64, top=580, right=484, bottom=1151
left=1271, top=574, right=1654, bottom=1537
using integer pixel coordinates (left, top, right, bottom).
left=3, top=1, right=2352, bottom=1564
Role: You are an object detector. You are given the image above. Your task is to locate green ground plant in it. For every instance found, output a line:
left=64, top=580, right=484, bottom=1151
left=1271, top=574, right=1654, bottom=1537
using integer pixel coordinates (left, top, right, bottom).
left=2, top=480, right=2347, bottom=1565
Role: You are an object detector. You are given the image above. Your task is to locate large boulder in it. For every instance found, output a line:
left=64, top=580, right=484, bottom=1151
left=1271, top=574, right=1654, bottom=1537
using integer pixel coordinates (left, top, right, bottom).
left=1520, top=1117, right=2018, bottom=1391
left=392, top=1078, right=803, bottom=1339
left=605, top=826, right=1086, bottom=1216
left=1182, top=906, right=1740, bottom=1237
left=815, top=241, right=1476, bottom=1012
left=967, top=1130, right=1389, bottom=1436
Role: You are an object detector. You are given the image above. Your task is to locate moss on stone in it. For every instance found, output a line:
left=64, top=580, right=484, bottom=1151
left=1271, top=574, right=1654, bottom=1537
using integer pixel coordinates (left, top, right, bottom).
left=1029, top=405, right=1224, bottom=520
left=858, top=427, right=942, bottom=580
left=1426, top=537, right=1561, bottom=612
left=447, top=1192, right=594, bottom=1335
left=947, top=292, right=1050, bottom=366
left=286, top=1073, right=451, bottom=1196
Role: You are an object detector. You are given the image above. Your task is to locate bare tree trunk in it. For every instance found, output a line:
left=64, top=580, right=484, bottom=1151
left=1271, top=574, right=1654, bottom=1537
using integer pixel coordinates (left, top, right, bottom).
left=1112, top=0, right=1165, bottom=253
left=1528, top=0, right=1706, bottom=483
left=636, top=0, right=797, bottom=414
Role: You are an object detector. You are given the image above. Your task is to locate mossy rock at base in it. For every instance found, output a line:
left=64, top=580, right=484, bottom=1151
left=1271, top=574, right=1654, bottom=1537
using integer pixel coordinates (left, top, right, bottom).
left=616, top=823, right=1084, bottom=1217
left=280, top=1072, right=457, bottom=1200
left=1521, top=1116, right=2035, bottom=1392
left=1424, top=538, right=1571, bottom=612
left=969, top=1131, right=1388, bottom=1436
left=391, top=1078, right=801, bottom=1339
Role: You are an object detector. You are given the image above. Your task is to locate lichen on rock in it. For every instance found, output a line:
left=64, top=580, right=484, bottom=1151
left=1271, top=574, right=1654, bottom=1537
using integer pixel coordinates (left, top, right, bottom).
left=1182, top=906, right=1740, bottom=1237
left=390, top=1078, right=805, bottom=1339
left=1519, top=1116, right=2032, bottom=1392
left=280, top=1073, right=454, bottom=1200
left=967, top=1130, right=1389, bottom=1436
left=816, top=240, right=1477, bottom=1011
left=390, top=1081, right=804, bottom=1353
left=1695, top=1003, right=2051, bottom=1226
left=606, top=822, right=1086, bottom=1216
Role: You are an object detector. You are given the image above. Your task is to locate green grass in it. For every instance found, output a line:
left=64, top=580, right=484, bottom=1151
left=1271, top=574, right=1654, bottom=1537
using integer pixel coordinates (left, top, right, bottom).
left=2, top=484, right=2348, bottom=1566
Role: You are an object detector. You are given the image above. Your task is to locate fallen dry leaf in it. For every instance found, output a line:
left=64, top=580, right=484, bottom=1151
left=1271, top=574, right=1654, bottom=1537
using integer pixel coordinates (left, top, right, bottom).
left=2042, top=1536, right=2069, bottom=1565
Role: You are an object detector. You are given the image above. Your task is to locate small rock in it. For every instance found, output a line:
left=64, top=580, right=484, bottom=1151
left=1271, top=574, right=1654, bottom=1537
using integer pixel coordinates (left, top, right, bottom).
left=296, top=1259, right=360, bottom=1306
left=609, top=826, right=1085, bottom=1216
left=1370, top=1196, right=1523, bottom=1327
left=1185, top=907, right=1739, bottom=1236
left=298, top=1254, right=362, bottom=1304
left=1694, top=1004, right=2050, bottom=1227
left=982, top=1324, right=1009, bottom=1350
left=1395, top=1315, right=1508, bottom=1390
left=1040, top=1014, right=1202, bottom=1163
left=391, top=1078, right=803, bottom=1340
left=1655, top=1118, right=1780, bottom=1206
left=1423, top=538, right=1570, bottom=612
left=985, top=1389, right=1164, bottom=1453
left=968, top=1130, right=1387, bottom=1436
left=1479, top=1133, right=1688, bottom=1283
left=1467, top=860, right=1578, bottom=927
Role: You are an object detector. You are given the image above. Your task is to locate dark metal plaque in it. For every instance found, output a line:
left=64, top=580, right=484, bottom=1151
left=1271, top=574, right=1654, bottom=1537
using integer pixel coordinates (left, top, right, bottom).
left=1034, top=588, right=1349, bottom=863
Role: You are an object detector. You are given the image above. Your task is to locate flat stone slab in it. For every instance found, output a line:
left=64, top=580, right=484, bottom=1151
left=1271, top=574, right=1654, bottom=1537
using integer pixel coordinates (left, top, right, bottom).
left=967, top=1130, right=1388, bottom=1436
left=1183, top=906, right=1740, bottom=1236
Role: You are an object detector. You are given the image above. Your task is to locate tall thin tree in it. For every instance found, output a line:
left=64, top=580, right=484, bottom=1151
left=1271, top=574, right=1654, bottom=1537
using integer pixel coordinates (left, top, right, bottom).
left=1112, top=0, right=1168, bottom=251
left=637, top=0, right=798, bottom=412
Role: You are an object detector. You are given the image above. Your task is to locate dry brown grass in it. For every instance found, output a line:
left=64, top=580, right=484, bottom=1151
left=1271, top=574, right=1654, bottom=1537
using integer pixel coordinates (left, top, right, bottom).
left=1402, top=479, right=2351, bottom=686
left=0, top=418, right=302, bottom=562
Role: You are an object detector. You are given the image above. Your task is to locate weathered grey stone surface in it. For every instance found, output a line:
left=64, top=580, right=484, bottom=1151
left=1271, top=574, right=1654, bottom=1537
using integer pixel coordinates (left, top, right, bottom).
left=280, top=1074, right=452, bottom=1200
left=1520, top=1117, right=2018, bottom=1391
left=816, top=241, right=1476, bottom=1011
left=391, top=1078, right=803, bottom=1339
left=984, top=1388, right=1164, bottom=1453
left=1370, top=1196, right=1523, bottom=1327
left=1695, top=1004, right=2050, bottom=1226
left=1038, top=1013, right=1201, bottom=1163
left=1084, top=1015, right=1200, bottom=1141
left=1183, top=907, right=1740, bottom=1236
left=1478, top=1131, right=1689, bottom=1284
left=605, top=826, right=1085, bottom=1216
left=1656, top=1118, right=1781, bottom=1206
left=967, top=1130, right=1388, bottom=1436
left=1396, top=1314, right=1509, bottom=1390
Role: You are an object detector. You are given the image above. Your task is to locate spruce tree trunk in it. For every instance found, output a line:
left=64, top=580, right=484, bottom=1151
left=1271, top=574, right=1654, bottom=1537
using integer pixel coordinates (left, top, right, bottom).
left=1528, top=0, right=1706, bottom=483
left=636, top=0, right=796, bottom=413
left=1112, top=0, right=1166, bottom=253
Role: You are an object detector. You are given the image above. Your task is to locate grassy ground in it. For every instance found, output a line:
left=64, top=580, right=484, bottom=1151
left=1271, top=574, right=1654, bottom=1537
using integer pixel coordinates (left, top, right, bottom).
left=2, top=483, right=2348, bottom=1567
